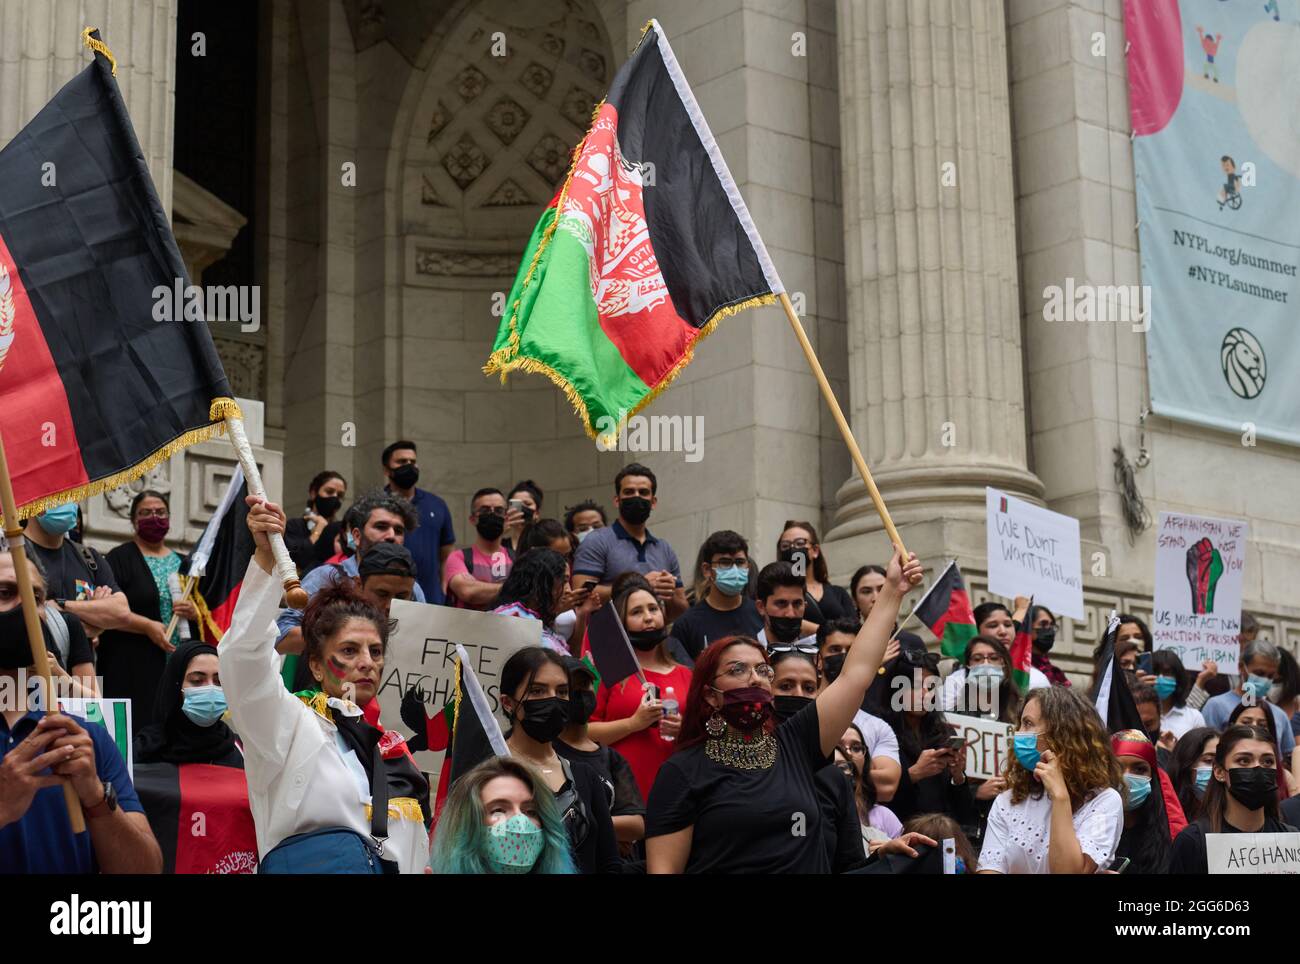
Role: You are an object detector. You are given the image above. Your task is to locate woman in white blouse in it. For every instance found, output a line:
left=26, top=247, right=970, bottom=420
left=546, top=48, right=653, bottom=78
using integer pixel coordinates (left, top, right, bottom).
left=221, top=497, right=430, bottom=874
left=977, top=686, right=1124, bottom=874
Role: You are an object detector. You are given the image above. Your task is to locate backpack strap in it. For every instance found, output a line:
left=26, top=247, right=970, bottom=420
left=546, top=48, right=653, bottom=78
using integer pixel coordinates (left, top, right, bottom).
left=68, top=539, right=98, bottom=576
left=42, top=601, right=71, bottom=668
left=463, top=546, right=474, bottom=572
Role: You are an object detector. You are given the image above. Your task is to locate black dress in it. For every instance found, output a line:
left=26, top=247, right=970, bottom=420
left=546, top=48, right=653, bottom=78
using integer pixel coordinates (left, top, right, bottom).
left=646, top=701, right=829, bottom=873
left=803, top=583, right=856, bottom=626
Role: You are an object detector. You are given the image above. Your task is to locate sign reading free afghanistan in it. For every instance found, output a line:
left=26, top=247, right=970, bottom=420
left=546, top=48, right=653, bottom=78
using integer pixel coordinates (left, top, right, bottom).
left=985, top=488, right=1084, bottom=620
left=374, top=599, right=540, bottom=784
left=945, top=713, right=1013, bottom=782
left=1152, top=512, right=1247, bottom=671
left=1125, top=1, right=1300, bottom=446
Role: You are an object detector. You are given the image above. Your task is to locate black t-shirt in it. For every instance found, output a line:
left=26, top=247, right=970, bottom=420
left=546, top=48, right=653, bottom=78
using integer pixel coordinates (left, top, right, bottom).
left=814, top=763, right=868, bottom=873
left=803, top=583, right=855, bottom=625
left=1169, top=816, right=1293, bottom=874
left=669, top=596, right=764, bottom=661
left=556, top=757, right=622, bottom=874
left=555, top=740, right=646, bottom=817
left=27, top=539, right=119, bottom=602
left=645, top=700, right=828, bottom=873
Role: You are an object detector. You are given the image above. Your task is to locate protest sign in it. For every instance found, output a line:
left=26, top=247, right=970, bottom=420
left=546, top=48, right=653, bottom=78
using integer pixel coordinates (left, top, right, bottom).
left=946, top=712, right=1013, bottom=781
left=59, top=697, right=132, bottom=771
left=1206, top=833, right=1300, bottom=874
left=985, top=488, right=1084, bottom=619
left=1152, top=512, right=1248, bottom=670
left=375, top=599, right=541, bottom=779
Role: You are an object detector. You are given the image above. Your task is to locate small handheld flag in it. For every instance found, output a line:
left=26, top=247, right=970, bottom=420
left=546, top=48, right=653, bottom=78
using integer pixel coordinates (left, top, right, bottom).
left=1009, top=598, right=1035, bottom=694
left=911, top=561, right=978, bottom=659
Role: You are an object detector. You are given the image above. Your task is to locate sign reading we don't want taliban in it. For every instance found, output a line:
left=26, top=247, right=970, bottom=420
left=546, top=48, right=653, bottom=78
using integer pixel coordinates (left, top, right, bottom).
left=375, top=600, right=540, bottom=781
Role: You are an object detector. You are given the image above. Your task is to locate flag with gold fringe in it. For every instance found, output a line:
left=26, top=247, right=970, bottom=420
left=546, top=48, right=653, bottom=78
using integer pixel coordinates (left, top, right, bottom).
left=484, top=19, right=784, bottom=441
left=0, top=29, right=237, bottom=516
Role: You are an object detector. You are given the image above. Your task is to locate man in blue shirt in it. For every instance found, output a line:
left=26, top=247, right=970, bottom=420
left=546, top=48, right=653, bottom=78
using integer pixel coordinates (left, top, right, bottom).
left=0, top=549, right=160, bottom=873
left=382, top=440, right=455, bottom=604
left=1203, top=638, right=1296, bottom=757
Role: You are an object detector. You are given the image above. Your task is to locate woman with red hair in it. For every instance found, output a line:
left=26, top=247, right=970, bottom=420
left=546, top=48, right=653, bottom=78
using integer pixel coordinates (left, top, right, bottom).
left=644, top=549, right=923, bottom=873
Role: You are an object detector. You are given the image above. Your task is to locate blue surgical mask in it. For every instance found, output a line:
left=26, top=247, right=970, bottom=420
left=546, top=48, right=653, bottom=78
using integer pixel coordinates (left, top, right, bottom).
left=1013, top=732, right=1041, bottom=771
left=968, top=664, right=1004, bottom=682
left=346, top=530, right=357, bottom=552
left=712, top=566, right=749, bottom=597
left=1244, top=674, right=1273, bottom=701
left=1123, top=773, right=1152, bottom=811
left=37, top=503, right=80, bottom=536
left=1154, top=675, right=1177, bottom=700
left=486, top=812, right=544, bottom=874
left=182, top=684, right=228, bottom=727
left=1194, top=766, right=1213, bottom=795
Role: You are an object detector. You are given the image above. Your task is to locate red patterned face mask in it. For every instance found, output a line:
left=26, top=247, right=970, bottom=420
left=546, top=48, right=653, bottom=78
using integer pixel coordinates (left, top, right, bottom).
left=713, top=686, right=773, bottom=732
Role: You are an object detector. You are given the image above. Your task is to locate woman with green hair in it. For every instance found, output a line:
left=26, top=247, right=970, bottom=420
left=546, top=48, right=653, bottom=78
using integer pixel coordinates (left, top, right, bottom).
left=429, top=756, right=577, bottom=874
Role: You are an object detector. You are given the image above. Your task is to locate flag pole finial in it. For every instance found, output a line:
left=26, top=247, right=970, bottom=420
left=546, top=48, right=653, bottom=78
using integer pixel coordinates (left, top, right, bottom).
left=81, top=27, right=117, bottom=76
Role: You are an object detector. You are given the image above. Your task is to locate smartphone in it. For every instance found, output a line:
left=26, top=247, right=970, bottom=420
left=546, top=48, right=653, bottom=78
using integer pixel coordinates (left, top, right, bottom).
left=1113, top=857, right=1131, bottom=874
left=644, top=683, right=659, bottom=701
left=508, top=498, right=524, bottom=515
left=579, top=577, right=599, bottom=591
left=1137, top=652, right=1153, bottom=674
left=946, top=736, right=967, bottom=752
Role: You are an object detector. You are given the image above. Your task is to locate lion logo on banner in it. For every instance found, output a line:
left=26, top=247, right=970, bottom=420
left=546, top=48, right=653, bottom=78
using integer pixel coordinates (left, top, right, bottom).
left=0, top=262, right=15, bottom=373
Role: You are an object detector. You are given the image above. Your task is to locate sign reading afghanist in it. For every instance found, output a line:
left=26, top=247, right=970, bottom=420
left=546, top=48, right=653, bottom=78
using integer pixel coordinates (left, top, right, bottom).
left=1206, top=832, right=1300, bottom=874
left=375, top=599, right=540, bottom=782
left=1125, top=1, right=1300, bottom=446
left=985, top=487, right=1084, bottom=620
left=1152, top=511, right=1247, bottom=671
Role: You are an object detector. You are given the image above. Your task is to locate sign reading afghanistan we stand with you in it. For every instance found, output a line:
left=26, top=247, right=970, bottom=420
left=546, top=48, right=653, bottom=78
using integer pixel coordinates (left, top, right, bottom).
left=1152, top=512, right=1248, bottom=670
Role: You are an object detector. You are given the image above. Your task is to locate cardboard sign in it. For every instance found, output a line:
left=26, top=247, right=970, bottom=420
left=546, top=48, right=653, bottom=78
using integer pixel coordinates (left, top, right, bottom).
left=1206, top=833, right=1300, bottom=874
left=1152, top=512, right=1248, bottom=671
left=946, top=711, right=1013, bottom=781
left=58, top=697, right=133, bottom=772
left=374, top=599, right=541, bottom=782
left=985, top=487, right=1084, bottom=619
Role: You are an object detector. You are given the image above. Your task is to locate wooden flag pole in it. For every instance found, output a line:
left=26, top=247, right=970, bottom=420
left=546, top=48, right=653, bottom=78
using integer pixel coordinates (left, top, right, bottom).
left=777, top=292, right=911, bottom=563
left=0, top=430, right=85, bottom=831
left=161, top=573, right=197, bottom=642
left=224, top=417, right=308, bottom=609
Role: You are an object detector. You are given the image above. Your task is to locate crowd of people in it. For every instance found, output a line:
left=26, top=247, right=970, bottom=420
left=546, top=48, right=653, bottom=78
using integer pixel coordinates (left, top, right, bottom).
left=2, top=444, right=1297, bottom=875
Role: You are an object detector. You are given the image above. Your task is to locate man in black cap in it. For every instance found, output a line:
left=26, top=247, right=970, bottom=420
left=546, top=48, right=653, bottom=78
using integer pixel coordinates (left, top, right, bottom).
left=357, top=542, right=418, bottom=615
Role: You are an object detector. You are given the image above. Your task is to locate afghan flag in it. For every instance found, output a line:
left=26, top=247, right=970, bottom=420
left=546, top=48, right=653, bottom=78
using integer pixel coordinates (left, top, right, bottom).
left=0, top=30, right=238, bottom=516
left=132, top=762, right=258, bottom=874
left=911, top=561, right=977, bottom=659
left=434, top=644, right=510, bottom=818
left=484, top=20, right=784, bottom=440
left=1093, top=611, right=1145, bottom=734
left=190, top=466, right=252, bottom=647
left=1009, top=599, right=1035, bottom=693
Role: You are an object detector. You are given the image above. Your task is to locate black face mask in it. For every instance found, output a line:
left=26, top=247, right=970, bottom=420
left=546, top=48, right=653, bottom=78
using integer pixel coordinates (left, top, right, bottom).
left=516, top=697, right=568, bottom=743
left=772, top=694, right=813, bottom=722
left=1034, top=627, right=1056, bottom=652
left=618, top=497, right=652, bottom=526
left=768, top=615, right=803, bottom=644
left=627, top=626, right=666, bottom=651
left=821, top=652, right=846, bottom=683
left=568, top=690, right=597, bottom=725
left=1226, top=766, right=1277, bottom=810
left=313, top=495, right=342, bottom=518
left=474, top=513, right=505, bottom=541
left=390, top=464, right=419, bottom=490
left=0, top=605, right=50, bottom=671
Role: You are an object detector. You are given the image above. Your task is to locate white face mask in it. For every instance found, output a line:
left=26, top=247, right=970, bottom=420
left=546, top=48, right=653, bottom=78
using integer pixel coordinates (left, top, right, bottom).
left=576, top=529, right=593, bottom=544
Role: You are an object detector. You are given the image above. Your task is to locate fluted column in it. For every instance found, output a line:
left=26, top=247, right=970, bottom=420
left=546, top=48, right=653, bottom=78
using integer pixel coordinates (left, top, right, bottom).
left=828, top=0, right=1041, bottom=555
left=0, top=0, right=177, bottom=212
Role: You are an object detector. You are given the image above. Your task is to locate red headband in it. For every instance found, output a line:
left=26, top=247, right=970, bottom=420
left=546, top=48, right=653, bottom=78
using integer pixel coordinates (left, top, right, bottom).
left=1111, top=736, right=1158, bottom=770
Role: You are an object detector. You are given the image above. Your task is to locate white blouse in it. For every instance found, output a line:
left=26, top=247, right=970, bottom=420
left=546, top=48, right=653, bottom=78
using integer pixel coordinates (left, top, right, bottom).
left=1161, top=704, right=1206, bottom=740
left=976, top=787, right=1123, bottom=874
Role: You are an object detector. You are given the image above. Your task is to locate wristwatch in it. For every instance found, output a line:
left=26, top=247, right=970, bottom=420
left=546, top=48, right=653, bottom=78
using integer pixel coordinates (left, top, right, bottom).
left=84, top=781, right=118, bottom=819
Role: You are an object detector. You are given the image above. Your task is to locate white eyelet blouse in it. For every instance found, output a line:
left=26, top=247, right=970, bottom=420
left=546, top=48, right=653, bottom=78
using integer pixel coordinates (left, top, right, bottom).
left=976, top=786, right=1123, bottom=874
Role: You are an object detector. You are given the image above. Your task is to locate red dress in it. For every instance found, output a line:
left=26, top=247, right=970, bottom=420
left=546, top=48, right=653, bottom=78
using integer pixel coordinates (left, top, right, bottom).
left=592, top=665, right=693, bottom=801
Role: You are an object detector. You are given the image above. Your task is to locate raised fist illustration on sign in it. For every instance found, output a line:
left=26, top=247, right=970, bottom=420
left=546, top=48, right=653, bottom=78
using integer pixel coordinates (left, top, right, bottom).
left=1186, top=537, right=1224, bottom=615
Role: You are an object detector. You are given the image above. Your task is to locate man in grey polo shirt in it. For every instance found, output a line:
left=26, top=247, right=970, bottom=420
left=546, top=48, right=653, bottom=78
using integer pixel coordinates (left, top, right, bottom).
left=572, top=462, right=688, bottom=621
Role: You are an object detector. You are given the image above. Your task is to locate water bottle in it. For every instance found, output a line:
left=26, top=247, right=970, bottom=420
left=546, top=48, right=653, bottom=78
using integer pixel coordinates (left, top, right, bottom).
left=661, top=686, right=679, bottom=742
left=168, top=572, right=191, bottom=641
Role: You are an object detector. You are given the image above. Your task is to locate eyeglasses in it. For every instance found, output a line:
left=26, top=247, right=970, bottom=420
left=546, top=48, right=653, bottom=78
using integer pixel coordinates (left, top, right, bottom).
left=777, top=539, right=812, bottom=552
left=769, top=641, right=818, bottom=656
left=968, top=653, right=1002, bottom=665
left=839, top=741, right=865, bottom=756
left=710, top=558, right=749, bottom=570
left=135, top=509, right=169, bottom=519
left=714, top=661, right=775, bottom=683
left=475, top=506, right=506, bottom=518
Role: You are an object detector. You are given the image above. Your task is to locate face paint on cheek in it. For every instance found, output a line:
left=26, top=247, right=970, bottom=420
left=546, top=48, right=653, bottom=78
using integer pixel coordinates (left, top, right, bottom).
left=326, top=655, right=349, bottom=680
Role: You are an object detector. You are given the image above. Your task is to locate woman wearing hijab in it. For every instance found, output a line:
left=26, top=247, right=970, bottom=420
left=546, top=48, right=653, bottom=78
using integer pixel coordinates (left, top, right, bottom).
left=1110, top=730, right=1172, bottom=874
left=221, top=496, right=430, bottom=874
left=132, top=639, right=257, bottom=873
left=100, top=491, right=199, bottom=733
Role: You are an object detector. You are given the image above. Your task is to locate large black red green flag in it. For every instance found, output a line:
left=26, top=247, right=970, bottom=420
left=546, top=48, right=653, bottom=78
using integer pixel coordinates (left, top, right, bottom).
left=0, top=31, right=237, bottom=516
left=485, top=19, right=784, bottom=440
left=132, top=762, right=258, bottom=874
left=911, top=561, right=978, bottom=659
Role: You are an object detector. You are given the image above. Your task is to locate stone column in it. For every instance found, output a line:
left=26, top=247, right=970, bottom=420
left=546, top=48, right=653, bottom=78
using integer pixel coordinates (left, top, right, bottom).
left=0, top=0, right=178, bottom=212
left=825, top=0, right=1043, bottom=576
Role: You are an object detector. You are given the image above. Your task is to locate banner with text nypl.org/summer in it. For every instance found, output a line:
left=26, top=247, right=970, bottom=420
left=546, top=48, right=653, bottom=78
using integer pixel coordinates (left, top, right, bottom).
left=1125, top=0, right=1300, bottom=446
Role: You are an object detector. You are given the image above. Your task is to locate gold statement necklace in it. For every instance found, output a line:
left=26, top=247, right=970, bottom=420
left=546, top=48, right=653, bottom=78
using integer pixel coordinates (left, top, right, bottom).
left=705, top=729, right=778, bottom=769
